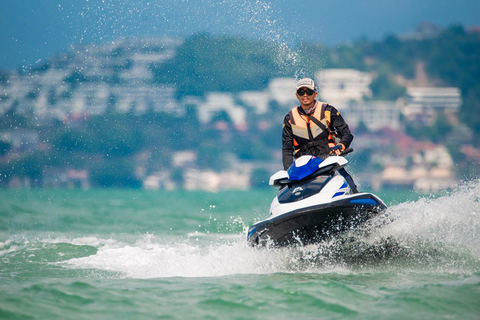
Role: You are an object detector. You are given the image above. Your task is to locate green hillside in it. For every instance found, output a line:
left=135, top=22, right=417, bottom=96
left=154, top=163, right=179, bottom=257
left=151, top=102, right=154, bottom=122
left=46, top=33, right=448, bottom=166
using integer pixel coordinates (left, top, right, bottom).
left=1, top=25, right=479, bottom=187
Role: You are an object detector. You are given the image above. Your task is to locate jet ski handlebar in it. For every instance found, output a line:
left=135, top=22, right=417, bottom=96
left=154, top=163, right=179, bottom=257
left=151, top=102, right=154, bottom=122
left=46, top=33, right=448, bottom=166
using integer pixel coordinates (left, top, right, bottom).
left=340, top=147, right=354, bottom=156
left=330, top=146, right=354, bottom=156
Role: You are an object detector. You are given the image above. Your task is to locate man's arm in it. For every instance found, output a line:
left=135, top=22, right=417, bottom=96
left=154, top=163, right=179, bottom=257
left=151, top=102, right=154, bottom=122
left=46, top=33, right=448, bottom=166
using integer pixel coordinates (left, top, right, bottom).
left=329, top=106, right=353, bottom=149
left=282, top=114, right=294, bottom=170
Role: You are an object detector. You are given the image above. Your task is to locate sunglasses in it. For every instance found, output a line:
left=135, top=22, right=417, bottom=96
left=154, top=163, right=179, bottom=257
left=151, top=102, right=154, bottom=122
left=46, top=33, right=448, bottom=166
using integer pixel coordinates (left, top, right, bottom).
left=297, top=88, right=315, bottom=96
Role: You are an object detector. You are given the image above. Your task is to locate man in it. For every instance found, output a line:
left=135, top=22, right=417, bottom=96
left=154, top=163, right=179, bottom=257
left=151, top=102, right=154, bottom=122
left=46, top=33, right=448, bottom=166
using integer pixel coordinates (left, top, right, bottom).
left=282, top=77, right=358, bottom=193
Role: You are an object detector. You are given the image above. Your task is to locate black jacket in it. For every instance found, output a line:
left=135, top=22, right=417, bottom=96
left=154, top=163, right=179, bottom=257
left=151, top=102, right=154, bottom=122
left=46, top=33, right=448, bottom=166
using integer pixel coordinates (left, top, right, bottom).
left=282, top=103, right=353, bottom=170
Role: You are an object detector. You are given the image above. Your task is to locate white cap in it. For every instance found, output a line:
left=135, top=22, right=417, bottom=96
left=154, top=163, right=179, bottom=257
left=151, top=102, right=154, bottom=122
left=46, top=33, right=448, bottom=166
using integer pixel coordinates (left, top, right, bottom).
left=296, top=78, right=316, bottom=91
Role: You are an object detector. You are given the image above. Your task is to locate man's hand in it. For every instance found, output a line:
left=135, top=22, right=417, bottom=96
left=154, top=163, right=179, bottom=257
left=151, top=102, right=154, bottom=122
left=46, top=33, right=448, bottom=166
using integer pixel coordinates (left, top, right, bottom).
left=330, top=143, right=345, bottom=156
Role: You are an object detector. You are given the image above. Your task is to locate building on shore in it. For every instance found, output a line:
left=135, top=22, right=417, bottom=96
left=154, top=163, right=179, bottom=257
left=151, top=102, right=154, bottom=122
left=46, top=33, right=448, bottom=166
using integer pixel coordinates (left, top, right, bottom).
left=401, top=87, right=462, bottom=125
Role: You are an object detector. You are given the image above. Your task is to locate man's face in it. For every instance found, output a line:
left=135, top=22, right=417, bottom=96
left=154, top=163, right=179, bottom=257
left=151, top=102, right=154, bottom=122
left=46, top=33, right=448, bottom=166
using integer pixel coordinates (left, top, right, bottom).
left=296, top=87, right=317, bottom=107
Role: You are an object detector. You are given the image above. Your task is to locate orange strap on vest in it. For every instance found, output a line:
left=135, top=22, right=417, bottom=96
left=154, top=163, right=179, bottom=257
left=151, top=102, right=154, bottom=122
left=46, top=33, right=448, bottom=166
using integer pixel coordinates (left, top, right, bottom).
left=289, top=103, right=337, bottom=154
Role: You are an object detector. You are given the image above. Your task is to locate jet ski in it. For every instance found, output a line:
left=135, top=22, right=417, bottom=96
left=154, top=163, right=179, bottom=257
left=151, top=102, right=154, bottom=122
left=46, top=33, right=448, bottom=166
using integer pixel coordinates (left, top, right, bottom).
left=247, top=151, right=387, bottom=247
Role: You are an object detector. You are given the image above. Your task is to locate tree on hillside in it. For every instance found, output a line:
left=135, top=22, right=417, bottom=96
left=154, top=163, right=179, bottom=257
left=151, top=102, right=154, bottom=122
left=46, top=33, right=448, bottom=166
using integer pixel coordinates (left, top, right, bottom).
left=152, top=33, right=288, bottom=96
left=423, top=26, right=480, bottom=142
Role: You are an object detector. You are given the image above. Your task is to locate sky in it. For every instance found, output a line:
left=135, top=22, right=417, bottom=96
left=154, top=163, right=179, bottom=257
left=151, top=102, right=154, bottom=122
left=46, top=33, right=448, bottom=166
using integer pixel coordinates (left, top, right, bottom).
left=1, top=0, right=479, bottom=70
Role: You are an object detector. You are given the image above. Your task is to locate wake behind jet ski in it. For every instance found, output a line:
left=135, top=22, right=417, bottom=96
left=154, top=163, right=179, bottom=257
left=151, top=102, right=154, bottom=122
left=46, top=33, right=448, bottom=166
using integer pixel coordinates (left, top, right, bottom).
left=247, top=151, right=387, bottom=247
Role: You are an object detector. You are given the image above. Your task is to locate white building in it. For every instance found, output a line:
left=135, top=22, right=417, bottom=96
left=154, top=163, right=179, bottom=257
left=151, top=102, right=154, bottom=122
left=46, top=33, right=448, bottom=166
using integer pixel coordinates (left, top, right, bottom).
left=71, top=83, right=110, bottom=115
left=120, top=51, right=176, bottom=82
left=0, top=37, right=184, bottom=120
left=238, top=91, right=270, bottom=114
left=182, top=168, right=250, bottom=192
left=378, top=144, right=455, bottom=192
left=341, top=100, right=401, bottom=131
left=111, top=84, right=179, bottom=115
left=401, top=87, right=462, bottom=124
left=315, top=69, right=373, bottom=107
left=414, top=145, right=454, bottom=169
left=172, top=151, right=197, bottom=168
left=197, top=93, right=247, bottom=130
left=183, top=169, right=221, bottom=192
left=143, top=171, right=176, bottom=190
left=267, top=77, right=297, bottom=107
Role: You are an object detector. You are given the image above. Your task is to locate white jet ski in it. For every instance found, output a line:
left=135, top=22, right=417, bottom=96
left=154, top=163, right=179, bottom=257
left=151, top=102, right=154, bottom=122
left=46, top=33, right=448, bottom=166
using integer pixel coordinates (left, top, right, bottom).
left=247, top=151, right=387, bottom=247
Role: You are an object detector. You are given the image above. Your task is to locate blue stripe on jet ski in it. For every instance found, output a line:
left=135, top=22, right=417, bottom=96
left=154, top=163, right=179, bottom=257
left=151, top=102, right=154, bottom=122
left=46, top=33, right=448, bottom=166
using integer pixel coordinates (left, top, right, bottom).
left=341, top=182, right=348, bottom=189
left=332, top=192, right=344, bottom=198
left=350, top=199, right=377, bottom=206
left=247, top=227, right=257, bottom=239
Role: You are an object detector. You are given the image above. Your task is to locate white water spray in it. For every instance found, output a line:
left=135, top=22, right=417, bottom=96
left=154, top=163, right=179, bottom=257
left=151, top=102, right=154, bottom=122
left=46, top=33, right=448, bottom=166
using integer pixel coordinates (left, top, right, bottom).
left=60, top=181, right=480, bottom=278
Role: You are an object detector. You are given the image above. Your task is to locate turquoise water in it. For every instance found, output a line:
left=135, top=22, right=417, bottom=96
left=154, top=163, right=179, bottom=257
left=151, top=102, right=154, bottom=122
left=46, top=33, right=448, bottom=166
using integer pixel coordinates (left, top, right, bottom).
left=1, top=184, right=479, bottom=319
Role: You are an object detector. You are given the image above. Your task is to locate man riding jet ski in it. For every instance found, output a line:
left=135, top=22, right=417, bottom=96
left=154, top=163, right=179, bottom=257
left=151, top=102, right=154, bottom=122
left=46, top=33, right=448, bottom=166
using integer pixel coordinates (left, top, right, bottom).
left=247, top=152, right=387, bottom=247
left=247, top=77, right=386, bottom=247
left=282, top=78, right=358, bottom=193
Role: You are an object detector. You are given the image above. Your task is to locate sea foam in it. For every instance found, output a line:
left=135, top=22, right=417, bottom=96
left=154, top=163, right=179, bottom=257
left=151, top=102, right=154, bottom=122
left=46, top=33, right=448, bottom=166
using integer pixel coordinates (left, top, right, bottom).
left=60, top=181, right=480, bottom=278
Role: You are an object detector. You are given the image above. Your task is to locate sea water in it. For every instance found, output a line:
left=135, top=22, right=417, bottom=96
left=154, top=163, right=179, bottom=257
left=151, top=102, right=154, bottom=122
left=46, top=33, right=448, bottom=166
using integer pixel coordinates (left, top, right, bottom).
left=1, top=183, right=479, bottom=319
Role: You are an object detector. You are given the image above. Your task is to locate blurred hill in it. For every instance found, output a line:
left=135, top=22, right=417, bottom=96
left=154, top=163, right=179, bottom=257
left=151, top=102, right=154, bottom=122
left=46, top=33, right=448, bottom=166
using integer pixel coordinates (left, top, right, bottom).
left=1, top=24, right=479, bottom=190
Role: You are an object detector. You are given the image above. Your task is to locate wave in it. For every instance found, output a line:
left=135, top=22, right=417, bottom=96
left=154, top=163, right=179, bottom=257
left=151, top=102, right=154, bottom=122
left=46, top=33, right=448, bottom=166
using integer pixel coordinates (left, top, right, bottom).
left=2, top=181, right=479, bottom=279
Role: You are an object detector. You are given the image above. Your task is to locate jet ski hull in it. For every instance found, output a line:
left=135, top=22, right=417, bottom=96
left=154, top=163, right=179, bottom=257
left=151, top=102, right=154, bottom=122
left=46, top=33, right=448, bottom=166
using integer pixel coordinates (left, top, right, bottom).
left=247, top=193, right=386, bottom=247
